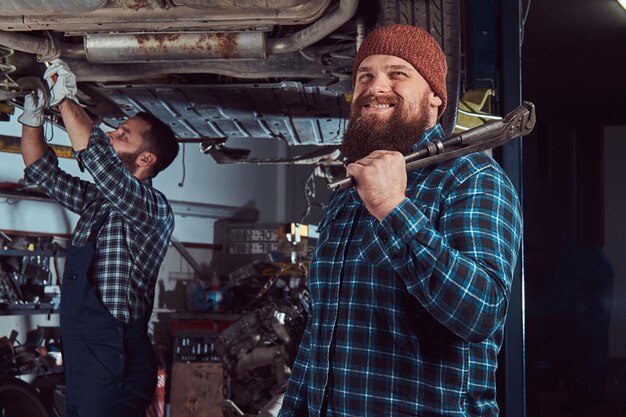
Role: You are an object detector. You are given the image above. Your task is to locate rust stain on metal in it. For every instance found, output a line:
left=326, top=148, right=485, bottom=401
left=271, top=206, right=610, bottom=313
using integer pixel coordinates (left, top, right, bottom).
left=192, top=34, right=212, bottom=53
left=134, top=33, right=182, bottom=54
left=131, top=33, right=240, bottom=58
left=178, top=33, right=210, bottom=54
left=216, top=33, right=239, bottom=59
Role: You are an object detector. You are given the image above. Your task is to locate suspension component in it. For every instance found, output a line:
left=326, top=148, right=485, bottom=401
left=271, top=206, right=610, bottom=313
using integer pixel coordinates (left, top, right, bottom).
left=0, top=45, right=21, bottom=101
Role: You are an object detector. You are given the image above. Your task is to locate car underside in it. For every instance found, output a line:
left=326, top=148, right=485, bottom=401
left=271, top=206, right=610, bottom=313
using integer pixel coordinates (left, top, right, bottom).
left=0, top=0, right=462, bottom=164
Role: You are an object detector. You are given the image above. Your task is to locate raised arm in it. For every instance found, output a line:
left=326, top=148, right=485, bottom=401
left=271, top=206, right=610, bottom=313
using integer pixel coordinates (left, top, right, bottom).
left=19, top=86, right=48, bottom=167
left=21, top=126, right=48, bottom=167
left=44, top=59, right=172, bottom=230
left=19, top=82, right=95, bottom=214
left=56, top=99, right=94, bottom=151
left=361, top=157, right=522, bottom=342
left=44, top=59, right=93, bottom=151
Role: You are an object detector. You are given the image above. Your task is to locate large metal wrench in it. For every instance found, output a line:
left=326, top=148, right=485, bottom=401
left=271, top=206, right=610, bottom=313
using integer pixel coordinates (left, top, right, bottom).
left=328, top=101, right=536, bottom=191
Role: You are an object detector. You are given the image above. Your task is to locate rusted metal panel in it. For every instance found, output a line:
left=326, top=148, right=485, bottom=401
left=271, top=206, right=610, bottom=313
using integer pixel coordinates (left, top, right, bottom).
left=84, top=32, right=265, bottom=63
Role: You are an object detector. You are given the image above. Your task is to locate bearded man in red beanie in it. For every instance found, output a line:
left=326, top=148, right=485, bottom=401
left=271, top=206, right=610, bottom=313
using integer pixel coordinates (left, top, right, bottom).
left=279, top=24, right=523, bottom=417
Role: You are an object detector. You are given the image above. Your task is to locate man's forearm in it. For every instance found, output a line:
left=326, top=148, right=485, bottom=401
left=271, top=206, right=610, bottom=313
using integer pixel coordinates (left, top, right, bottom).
left=21, top=126, right=48, bottom=167
left=57, top=99, right=95, bottom=151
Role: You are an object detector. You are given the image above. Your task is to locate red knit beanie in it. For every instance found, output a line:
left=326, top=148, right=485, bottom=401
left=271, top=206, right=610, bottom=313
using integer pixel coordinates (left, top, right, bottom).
left=352, top=24, right=448, bottom=117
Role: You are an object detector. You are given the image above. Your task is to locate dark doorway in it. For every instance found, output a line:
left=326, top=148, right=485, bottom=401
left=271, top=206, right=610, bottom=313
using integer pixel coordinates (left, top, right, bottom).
left=522, top=1, right=626, bottom=416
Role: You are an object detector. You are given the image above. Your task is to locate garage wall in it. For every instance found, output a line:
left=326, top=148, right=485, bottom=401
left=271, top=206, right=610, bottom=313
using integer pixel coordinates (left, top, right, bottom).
left=0, top=109, right=328, bottom=345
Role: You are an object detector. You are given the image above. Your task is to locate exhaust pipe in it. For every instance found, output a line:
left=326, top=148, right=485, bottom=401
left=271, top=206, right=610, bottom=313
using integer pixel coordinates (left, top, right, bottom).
left=267, top=0, right=359, bottom=54
left=84, top=32, right=266, bottom=63
left=0, top=30, right=85, bottom=62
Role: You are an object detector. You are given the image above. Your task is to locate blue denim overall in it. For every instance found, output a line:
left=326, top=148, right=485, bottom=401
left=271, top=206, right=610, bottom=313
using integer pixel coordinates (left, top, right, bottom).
left=60, top=214, right=157, bottom=417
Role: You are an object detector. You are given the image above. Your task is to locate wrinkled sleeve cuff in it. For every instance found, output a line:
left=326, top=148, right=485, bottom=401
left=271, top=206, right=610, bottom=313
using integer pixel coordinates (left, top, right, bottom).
left=23, top=147, right=58, bottom=186
left=361, top=199, right=429, bottom=266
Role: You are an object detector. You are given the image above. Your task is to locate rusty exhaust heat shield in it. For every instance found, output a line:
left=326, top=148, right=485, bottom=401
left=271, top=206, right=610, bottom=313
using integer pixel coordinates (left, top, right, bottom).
left=84, top=32, right=265, bottom=63
left=328, top=101, right=537, bottom=191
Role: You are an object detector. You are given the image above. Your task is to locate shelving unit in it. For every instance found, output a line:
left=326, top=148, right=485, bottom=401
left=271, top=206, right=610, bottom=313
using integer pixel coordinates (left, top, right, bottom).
left=0, top=303, right=56, bottom=316
left=0, top=245, right=61, bottom=316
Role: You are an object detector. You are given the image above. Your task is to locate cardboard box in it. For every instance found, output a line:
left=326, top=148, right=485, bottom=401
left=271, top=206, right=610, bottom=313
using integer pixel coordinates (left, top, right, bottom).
left=169, top=362, right=223, bottom=417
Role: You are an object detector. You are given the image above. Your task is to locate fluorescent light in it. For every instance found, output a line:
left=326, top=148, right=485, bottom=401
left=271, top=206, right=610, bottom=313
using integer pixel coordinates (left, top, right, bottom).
left=619, top=0, right=626, bottom=11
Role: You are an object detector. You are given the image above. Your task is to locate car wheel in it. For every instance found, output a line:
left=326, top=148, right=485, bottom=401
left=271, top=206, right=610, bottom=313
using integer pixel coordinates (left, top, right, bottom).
left=377, top=0, right=462, bottom=137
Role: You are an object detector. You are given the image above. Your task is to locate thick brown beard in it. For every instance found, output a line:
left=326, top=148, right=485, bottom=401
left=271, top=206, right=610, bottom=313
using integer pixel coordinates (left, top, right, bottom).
left=340, top=92, right=432, bottom=163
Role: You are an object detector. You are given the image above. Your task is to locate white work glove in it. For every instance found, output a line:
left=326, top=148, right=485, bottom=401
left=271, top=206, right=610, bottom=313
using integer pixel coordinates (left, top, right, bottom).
left=17, top=87, right=47, bottom=128
left=44, top=58, right=78, bottom=107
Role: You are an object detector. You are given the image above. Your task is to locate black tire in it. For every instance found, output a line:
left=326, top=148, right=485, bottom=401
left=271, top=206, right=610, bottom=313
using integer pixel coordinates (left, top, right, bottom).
left=0, top=377, right=51, bottom=417
left=377, top=0, right=462, bottom=137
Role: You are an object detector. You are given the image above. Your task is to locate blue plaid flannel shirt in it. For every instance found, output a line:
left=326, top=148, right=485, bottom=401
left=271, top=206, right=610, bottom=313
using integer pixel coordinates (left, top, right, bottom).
left=280, top=124, right=523, bottom=417
left=25, top=126, right=175, bottom=323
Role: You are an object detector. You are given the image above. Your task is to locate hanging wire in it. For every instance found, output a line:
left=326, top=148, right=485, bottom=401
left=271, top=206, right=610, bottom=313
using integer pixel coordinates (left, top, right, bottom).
left=40, top=61, right=58, bottom=143
left=521, top=0, right=533, bottom=45
left=177, top=143, right=186, bottom=187
left=44, top=115, right=55, bottom=142
left=298, top=168, right=316, bottom=224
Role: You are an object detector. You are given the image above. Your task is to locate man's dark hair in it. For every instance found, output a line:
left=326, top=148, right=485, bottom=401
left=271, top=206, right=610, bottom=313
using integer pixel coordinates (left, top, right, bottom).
left=133, top=112, right=179, bottom=178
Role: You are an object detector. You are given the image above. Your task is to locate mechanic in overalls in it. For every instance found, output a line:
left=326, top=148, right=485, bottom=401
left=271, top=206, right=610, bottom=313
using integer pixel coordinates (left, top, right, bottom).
left=18, top=59, right=179, bottom=417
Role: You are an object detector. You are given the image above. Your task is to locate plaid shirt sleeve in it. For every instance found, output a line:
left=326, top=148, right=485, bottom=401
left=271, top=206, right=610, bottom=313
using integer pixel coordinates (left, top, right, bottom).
left=76, top=126, right=172, bottom=232
left=24, top=147, right=96, bottom=215
left=361, top=161, right=522, bottom=342
left=279, top=317, right=312, bottom=417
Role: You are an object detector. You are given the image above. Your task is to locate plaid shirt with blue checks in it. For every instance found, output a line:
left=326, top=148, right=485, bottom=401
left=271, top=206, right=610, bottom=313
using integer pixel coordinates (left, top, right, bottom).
left=25, top=126, right=175, bottom=323
left=280, top=124, right=523, bottom=417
